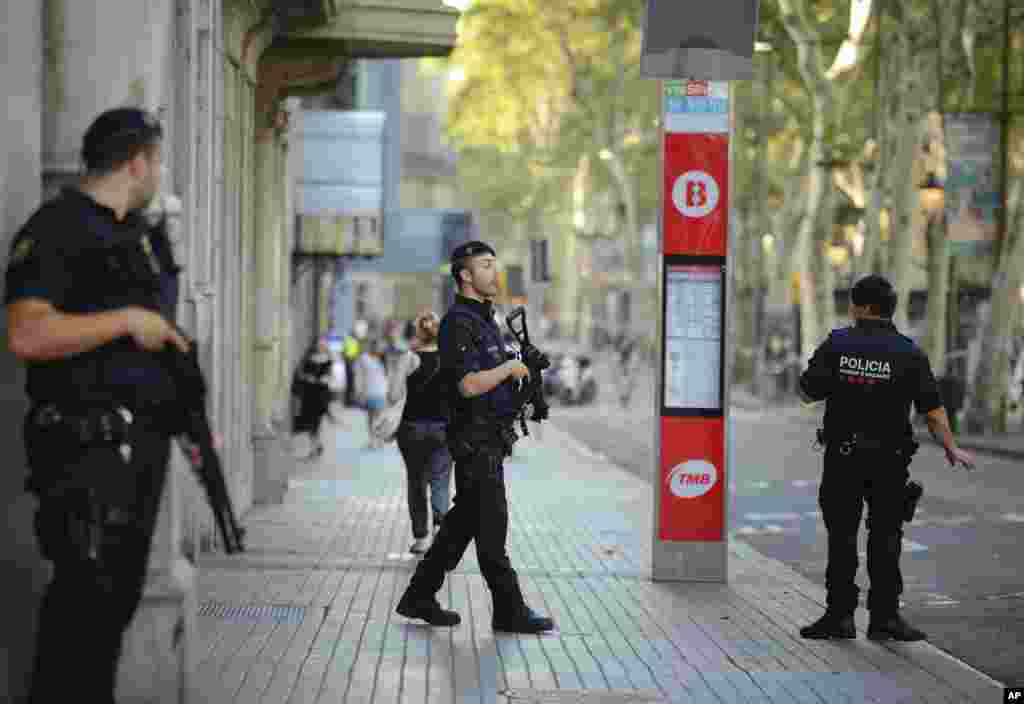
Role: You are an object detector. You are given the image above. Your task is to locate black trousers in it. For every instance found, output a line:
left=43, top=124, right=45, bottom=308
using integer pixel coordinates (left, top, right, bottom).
left=26, top=414, right=171, bottom=704
left=819, top=445, right=910, bottom=620
left=404, top=446, right=525, bottom=614
left=396, top=420, right=452, bottom=539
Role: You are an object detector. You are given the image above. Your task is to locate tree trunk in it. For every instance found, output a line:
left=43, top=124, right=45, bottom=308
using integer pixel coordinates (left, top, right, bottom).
left=922, top=213, right=950, bottom=371
left=966, top=173, right=1024, bottom=433
left=604, top=150, right=642, bottom=285
left=768, top=150, right=809, bottom=306
left=794, top=119, right=830, bottom=358
left=858, top=171, right=885, bottom=279
left=776, top=0, right=849, bottom=358
left=732, top=205, right=758, bottom=387
left=885, top=110, right=929, bottom=329
left=813, top=182, right=838, bottom=336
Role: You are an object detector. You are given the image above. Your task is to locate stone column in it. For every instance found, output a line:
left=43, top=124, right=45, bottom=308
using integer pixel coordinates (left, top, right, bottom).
left=275, top=114, right=295, bottom=429
left=1, top=3, right=45, bottom=701
left=251, top=111, right=289, bottom=505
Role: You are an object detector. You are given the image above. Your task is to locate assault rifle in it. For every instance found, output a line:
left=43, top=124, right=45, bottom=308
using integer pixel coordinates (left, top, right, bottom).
left=504, top=307, right=551, bottom=439
left=159, top=339, right=247, bottom=554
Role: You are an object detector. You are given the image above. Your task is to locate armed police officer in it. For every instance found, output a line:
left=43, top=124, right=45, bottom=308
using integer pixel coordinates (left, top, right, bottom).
left=395, top=240, right=556, bottom=634
left=797, top=275, right=975, bottom=642
left=5, top=108, right=190, bottom=703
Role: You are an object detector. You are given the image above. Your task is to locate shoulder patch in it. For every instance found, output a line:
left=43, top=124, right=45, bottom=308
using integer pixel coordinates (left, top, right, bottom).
left=10, top=238, right=34, bottom=265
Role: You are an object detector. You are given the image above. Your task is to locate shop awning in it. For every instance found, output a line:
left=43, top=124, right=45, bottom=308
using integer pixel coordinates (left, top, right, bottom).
left=271, top=0, right=460, bottom=60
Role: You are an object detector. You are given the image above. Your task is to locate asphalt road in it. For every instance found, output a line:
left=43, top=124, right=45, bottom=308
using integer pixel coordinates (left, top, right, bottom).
left=548, top=358, right=1024, bottom=688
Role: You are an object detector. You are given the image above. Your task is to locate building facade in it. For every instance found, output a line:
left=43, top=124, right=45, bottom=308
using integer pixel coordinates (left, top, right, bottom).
left=0, top=2, right=458, bottom=701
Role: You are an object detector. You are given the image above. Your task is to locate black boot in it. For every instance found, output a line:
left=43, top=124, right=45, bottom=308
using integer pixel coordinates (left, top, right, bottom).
left=799, top=612, right=856, bottom=639
left=396, top=591, right=461, bottom=627
left=867, top=614, right=926, bottom=642
left=492, top=606, right=556, bottom=634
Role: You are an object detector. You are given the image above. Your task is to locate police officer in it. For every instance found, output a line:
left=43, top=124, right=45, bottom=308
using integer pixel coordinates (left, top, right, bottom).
left=797, top=275, right=975, bottom=642
left=5, top=107, right=190, bottom=703
left=395, top=241, right=555, bottom=634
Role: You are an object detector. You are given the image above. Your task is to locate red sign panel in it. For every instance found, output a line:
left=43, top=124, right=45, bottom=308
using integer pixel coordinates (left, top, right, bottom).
left=658, top=415, right=725, bottom=541
left=662, top=132, right=729, bottom=256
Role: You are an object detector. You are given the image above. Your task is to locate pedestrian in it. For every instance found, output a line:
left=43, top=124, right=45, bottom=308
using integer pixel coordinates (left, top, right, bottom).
left=325, top=343, right=347, bottom=424
left=395, top=240, right=555, bottom=634
left=4, top=107, right=192, bottom=703
left=354, top=338, right=390, bottom=449
left=798, top=274, right=975, bottom=642
left=392, top=310, right=453, bottom=554
left=292, top=338, right=334, bottom=458
left=342, top=320, right=366, bottom=407
left=617, top=335, right=638, bottom=409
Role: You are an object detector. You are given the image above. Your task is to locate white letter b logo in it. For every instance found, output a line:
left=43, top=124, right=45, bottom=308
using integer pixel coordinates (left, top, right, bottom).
left=672, top=170, right=720, bottom=218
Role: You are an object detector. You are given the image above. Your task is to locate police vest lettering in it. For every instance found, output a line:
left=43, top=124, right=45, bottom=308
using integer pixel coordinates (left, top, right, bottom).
left=839, top=356, right=892, bottom=377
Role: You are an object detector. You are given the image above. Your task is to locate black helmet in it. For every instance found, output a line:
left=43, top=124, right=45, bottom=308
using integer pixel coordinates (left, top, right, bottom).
left=81, top=107, right=163, bottom=172
left=850, top=274, right=897, bottom=318
left=450, top=240, right=496, bottom=285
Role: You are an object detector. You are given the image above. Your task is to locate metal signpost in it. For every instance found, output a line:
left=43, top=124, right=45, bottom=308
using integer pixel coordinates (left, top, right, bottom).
left=641, top=0, right=759, bottom=582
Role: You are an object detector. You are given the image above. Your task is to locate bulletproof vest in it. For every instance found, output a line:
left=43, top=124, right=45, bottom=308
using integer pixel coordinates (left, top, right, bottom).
left=445, top=302, right=519, bottom=428
left=41, top=212, right=181, bottom=407
left=821, top=322, right=920, bottom=441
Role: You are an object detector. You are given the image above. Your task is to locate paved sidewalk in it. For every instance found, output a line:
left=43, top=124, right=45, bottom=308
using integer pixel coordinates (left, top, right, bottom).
left=192, top=408, right=1005, bottom=703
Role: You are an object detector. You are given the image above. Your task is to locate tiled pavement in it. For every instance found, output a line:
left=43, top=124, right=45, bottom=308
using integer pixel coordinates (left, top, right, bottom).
left=192, top=409, right=1006, bottom=703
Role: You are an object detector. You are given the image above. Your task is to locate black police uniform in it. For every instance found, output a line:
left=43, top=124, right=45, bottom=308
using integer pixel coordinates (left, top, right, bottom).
left=5, top=179, right=181, bottom=702
left=396, top=242, right=553, bottom=633
left=799, top=318, right=942, bottom=638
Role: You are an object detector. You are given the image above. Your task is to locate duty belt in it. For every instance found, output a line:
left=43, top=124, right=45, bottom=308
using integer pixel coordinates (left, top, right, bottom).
left=30, top=403, right=135, bottom=462
left=816, top=428, right=917, bottom=457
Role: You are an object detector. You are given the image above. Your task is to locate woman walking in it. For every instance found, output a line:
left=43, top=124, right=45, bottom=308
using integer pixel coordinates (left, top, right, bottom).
left=392, top=311, right=452, bottom=554
left=293, top=338, right=334, bottom=458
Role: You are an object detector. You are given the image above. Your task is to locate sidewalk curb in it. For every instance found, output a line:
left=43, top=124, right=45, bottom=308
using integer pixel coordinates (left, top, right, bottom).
left=888, top=639, right=1008, bottom=700
left=734, top=393, right=1024, bottom=460
left=544, top=419, right=1008, bottom=700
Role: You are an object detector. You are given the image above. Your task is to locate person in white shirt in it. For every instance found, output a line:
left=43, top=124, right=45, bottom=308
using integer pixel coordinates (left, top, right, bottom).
left=354, top=339, right=390, bottom=449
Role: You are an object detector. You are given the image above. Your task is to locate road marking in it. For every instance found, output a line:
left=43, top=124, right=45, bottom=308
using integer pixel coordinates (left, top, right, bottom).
left=733, top=524, right=791, bottom=536
left=919, top=592, right=960, bottom=607
left=1002, top=513, right=1024, bottom=523
left=744, top=512, right=801, bottom=521
left=792, top=479, right=817, bottom=488
left=932, top=515, right=976, bottom=526
left=746, top=480, right=771, bottom=490
left=859, top=539, right=928, bottom=556
left=984, top=591, right=1024, bottom=601
left=804, top=511, right=822, bottom=518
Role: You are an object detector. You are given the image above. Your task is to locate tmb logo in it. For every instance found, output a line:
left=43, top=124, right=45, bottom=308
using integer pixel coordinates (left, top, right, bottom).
left=672, top=170, right=720, bottom=219
left=1006, top=687, right=1023, bottom=702
left=667, top=459, right=718, bottom=499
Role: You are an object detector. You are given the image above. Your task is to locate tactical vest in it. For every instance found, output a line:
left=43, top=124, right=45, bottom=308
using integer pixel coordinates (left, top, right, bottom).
left=820, top=322, right=922, bottom=442
left=445, top=302, right=519, bottom=428
left=39, top=212, right=181, bottom=408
